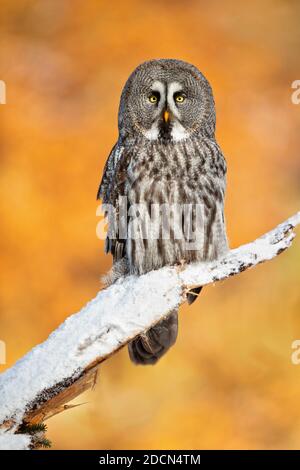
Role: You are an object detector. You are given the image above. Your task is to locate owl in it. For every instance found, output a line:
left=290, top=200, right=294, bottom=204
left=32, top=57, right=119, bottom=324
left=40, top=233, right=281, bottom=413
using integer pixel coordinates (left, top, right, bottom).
left=97, top=59, right=228, bottom=365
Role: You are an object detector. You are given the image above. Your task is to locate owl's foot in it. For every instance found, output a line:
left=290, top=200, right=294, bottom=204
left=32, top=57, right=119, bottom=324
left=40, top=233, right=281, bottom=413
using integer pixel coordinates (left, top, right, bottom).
left=186, top=286, right=203, bottom=305
left=175, top=259, right=187, bottom=272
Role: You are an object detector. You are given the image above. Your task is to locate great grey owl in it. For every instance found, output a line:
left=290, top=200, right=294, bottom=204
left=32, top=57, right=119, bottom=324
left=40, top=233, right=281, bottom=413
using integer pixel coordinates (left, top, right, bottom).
left=97, top=59, right=228, bottom=365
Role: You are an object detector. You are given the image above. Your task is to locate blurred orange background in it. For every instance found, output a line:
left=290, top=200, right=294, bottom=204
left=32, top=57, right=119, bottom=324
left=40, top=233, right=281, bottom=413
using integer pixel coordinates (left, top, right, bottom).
left=1, top=0, right=300, bottom=450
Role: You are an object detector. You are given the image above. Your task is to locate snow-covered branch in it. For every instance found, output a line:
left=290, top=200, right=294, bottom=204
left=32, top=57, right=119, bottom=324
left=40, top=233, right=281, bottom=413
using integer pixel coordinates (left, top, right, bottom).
left=0, top=211, right=299, bottom=449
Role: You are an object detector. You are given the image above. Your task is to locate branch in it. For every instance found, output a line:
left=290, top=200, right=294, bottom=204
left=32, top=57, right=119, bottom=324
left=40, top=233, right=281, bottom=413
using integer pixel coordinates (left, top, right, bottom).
left=0, top=211, right=299, bottom=449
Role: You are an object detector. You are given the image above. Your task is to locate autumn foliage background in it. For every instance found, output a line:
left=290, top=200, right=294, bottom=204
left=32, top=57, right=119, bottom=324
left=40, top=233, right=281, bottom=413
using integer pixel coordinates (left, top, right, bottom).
left=1, top=0, right=300, bottom=449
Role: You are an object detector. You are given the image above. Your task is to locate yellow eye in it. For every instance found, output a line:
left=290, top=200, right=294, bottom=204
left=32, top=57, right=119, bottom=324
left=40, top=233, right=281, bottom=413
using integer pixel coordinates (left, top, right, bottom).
left=175, top=94, right=185, bottom=103
left=149, top=94, right=158, bottom=103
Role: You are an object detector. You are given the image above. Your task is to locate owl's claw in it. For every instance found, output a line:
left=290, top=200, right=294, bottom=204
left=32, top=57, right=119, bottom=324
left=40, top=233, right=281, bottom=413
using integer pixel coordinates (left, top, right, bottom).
left=175, top=259, right=187, bottom=272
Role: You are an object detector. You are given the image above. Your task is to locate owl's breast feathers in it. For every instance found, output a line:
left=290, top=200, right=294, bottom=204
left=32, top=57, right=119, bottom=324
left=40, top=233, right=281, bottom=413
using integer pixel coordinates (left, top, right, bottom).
left=97, top=136, right=228, bottom=275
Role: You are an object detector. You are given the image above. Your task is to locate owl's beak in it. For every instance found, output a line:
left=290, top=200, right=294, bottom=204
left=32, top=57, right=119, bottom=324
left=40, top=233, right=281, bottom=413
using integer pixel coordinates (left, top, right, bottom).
left=163, top=110, right=170, bottom=123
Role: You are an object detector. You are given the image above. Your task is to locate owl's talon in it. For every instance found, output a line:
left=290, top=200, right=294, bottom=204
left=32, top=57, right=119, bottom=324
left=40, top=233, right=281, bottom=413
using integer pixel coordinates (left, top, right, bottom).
left=175, top=259, right=187, bottom=272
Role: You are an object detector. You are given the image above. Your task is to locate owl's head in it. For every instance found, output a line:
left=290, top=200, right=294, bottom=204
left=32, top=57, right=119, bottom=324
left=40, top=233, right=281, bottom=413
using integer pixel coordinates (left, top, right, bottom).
left=118, top=59, right=216, bottom=142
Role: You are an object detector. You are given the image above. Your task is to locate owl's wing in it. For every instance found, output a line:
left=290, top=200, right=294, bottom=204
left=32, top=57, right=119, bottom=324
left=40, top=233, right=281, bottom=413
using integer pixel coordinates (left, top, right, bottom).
left=97, top=142, right=120, bottom=202
left=97, top=142, right=127, bottom=261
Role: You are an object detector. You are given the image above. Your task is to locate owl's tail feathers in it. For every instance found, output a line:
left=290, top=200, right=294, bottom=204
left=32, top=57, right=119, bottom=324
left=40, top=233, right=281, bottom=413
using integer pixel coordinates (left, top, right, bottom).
left=186, top=286, right=203, bottom=305
left=128, top=287, right=202, bottom=365
left=128, top=310, right=178, bottom=365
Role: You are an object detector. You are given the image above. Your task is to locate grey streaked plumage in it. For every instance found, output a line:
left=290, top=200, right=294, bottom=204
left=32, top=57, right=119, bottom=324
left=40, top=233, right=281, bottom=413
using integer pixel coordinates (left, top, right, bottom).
left=97, top=59, right=228, bottom=365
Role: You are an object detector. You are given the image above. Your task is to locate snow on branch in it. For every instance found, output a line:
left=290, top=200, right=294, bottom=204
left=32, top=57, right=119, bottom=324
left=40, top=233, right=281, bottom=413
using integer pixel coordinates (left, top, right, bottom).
left=0, top=211, right=299, bottom=449
left=0, top=431, right=32, bottom=450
